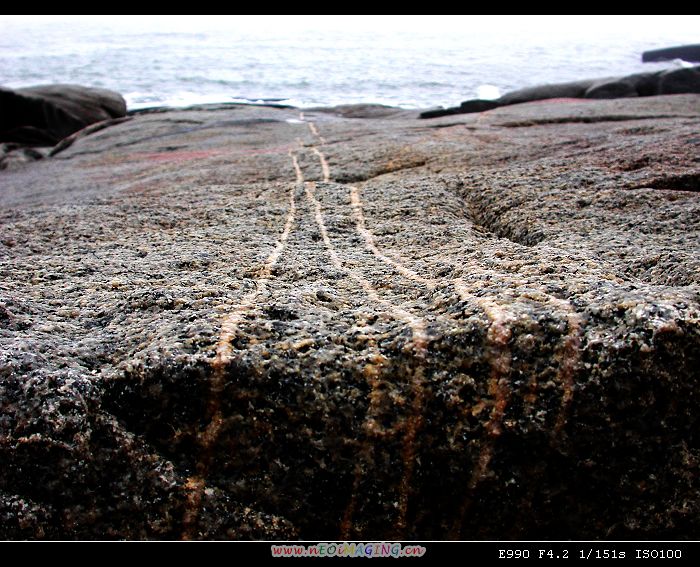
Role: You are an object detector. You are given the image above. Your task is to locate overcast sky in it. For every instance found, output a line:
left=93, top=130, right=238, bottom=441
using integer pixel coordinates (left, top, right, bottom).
left=1, top=15, right=698, bottom=40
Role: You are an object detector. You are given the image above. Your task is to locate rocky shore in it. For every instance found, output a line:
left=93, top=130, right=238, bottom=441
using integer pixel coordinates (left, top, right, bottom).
left=421, top=64, right=700, bottom=118
left=1, top=92, right=699, bottom=540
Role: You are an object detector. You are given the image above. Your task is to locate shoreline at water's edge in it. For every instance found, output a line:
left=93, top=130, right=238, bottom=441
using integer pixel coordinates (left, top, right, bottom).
left=126, top=100, right=425, bottom=117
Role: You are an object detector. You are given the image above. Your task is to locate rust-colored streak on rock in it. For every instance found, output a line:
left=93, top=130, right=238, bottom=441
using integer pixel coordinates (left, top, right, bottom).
left=312, top=147, right=331, bottom=182
left=296, top=146, right=387, bottom=539
left=290, top=150, right=304, bottom=185
left=303, top=117, right=330, bottom=180
left=395, top=360, right=427, bottom=538
left=554, top=312, right=583, bottom=434
left=349, top=185, right=436, bottom=290
left=181, top=476, right=206, bottom=540
left=451, top=280, right=516, bottom=538
left=510, top=306, right=583, bottom=533
left=340, top=348, right=388, bottom=539
left=306, top=180, right=424, bottom=336
left=515, top=289, right=584, bottom=430
left=308, top=121, right=328, bottom=145
left=340, top=464, right=363, bottom=539
left=361, top=353, right=393, bottom=437
left=304, top=179, right=429, bottom=539
left=181, top=178, right=297, bottom=540
left=469, top=301, right=515, bottom=484
left=305, top=181, right=345, bottom=271
left=344, top=183, right=432, bottom=538
left=347, top=180, right=531, bottom=536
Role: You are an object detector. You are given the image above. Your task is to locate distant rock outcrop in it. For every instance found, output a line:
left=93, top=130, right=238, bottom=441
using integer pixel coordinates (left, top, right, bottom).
left=420, top=66, right=700, bottom=118
left=642, top=44, right=700, bottom=63
left=420, top=99, right=500, bottom=119
left=0, top=84, right=127, bottom=145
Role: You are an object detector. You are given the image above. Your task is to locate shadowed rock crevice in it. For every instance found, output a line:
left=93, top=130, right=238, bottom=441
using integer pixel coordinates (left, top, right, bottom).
left=500, top=114, right=683, bottom=128
left=633, top=172, right=700, bottom=192
left=332, top=155, right=429, bottom=184
left=465, top=194, right=548, bottom=247
left=443, top=154, right=699, bottom=287
left=442, top=177, right=548, bottom=247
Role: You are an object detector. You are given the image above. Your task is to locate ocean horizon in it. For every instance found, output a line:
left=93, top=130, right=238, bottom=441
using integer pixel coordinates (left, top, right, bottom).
left=1, top=15, right=698, bottom=110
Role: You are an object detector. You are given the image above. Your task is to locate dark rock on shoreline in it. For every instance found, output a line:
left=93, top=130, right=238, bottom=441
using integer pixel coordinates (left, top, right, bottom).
left=48, top=116, right=133, bottom=157
left=657, top=66, right=700, bottom=95
left=643, top=43, right=700, bottom=63
left=310, top=103, right=406, bottom=119
left=0, top=84, right=127, bottom=146
left=421, top=99, right=500, bottom=119
left=0, top=95, right=699, bottom=540
left=420, top=66, right=700, bottom=118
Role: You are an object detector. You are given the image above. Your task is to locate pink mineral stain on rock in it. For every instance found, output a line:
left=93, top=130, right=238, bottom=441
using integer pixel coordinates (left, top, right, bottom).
left=140, top=149, right=226, bottom=163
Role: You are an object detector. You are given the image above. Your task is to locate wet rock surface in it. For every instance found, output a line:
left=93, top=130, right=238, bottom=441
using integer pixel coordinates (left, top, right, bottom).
left=0, top=95, right=699, bottom=540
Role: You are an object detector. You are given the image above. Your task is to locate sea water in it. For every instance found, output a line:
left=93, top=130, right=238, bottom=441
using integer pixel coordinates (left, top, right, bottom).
left=0, top=15, right=697, bottom=111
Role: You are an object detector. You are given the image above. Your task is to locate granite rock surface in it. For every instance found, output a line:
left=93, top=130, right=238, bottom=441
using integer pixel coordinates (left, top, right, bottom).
left=0, top=95, right=699, bottom=540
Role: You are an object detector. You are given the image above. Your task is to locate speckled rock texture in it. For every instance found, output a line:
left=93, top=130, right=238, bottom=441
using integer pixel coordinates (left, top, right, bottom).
left=1, top=95, right=699, bottom=540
